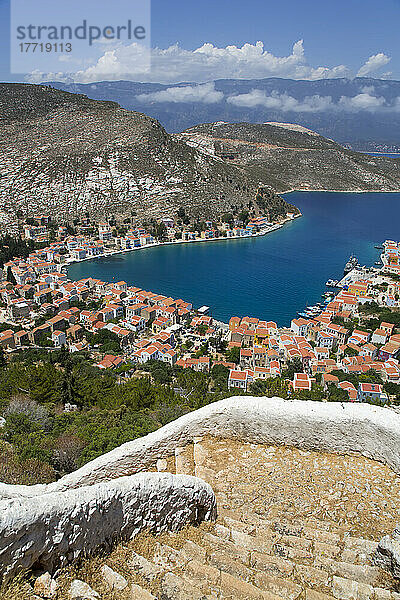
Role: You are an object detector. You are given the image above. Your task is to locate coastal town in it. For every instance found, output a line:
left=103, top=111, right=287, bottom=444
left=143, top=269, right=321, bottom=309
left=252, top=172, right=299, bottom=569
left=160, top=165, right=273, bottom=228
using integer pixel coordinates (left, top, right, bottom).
left=0, top=212, right=400, bottom=407
left=4, top=18, right=400, bottom=597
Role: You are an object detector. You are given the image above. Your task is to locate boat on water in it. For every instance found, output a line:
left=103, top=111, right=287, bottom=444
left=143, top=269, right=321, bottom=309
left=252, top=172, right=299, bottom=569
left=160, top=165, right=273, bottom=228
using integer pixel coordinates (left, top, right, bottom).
left=298, top=311, right=319, bottom=319
left=306, top=306, right=321, bottom=313
left=344, top=255, right=360, bottom=275
left=375, top=245, right=384, bottom=250
left=375, top=261, right=382, bottom=266
left=326, top=279, right=339, bottom=287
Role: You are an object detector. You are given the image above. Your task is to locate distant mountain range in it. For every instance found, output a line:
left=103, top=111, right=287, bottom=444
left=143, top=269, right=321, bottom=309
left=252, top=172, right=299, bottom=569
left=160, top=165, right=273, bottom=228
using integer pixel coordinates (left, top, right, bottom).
left=47, top=77, right=400, bottom=150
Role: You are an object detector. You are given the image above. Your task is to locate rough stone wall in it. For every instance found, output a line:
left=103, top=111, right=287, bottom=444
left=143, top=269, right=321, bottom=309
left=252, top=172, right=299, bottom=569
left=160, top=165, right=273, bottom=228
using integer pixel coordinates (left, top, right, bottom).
left=0, top=472, right=216, bottom=581
left=2, top=397, right=400, bottom=582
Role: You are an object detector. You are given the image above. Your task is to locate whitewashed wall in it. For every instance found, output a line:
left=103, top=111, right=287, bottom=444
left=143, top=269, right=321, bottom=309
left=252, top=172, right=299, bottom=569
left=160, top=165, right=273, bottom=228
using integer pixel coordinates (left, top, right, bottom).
left=0, top=473, right=216, bottom=581
left=1, top=397, right=399, bottom=500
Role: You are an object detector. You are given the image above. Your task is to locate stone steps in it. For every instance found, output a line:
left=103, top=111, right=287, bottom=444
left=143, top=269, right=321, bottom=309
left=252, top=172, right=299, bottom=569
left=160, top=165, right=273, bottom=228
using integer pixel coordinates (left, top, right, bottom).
left=89, top=523, right=396, bottom=600
left=139, top=439, right=399, bottom=599
left=31, top=437, right=400, bottom=599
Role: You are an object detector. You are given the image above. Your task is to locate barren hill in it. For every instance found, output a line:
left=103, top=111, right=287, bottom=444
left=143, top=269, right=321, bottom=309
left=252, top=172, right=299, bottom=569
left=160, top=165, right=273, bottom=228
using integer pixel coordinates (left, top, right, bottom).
left=178, top=121, right=400, bottom=193
left=2, top=84, right=400, bottom=231
left=0, top=84, right=294, bottom=228
left=49, top=76, right=400, bottom=151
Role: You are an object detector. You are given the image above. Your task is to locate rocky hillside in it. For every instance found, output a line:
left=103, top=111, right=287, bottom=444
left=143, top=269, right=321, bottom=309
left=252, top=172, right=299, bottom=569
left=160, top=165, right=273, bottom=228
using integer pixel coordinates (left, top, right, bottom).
left=49, top=77, right=400, bottom=150
left=178, top=122, right=400, bottom=193
left=0, top=84, right=295, bottom=228
left=2, top=84, right=400, bottom=230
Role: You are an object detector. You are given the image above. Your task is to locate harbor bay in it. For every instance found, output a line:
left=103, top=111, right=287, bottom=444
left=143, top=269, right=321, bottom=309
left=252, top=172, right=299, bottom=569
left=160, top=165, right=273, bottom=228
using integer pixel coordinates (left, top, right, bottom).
left=68, top=191, right=400, bottom=326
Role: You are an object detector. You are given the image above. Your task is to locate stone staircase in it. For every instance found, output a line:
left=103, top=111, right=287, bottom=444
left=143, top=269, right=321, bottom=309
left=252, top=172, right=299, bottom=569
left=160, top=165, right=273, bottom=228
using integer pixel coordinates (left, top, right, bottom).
left=34, top=437, right=400, bottom=599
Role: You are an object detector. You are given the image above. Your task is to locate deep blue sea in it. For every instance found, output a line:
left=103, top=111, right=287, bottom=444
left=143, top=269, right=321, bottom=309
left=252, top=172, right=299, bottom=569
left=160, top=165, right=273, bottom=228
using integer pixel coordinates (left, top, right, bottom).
left=68, top=192, right=400, bottom=326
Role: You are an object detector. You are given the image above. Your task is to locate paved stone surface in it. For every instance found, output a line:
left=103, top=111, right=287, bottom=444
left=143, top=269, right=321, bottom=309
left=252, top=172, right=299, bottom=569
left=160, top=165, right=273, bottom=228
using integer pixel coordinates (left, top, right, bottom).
left=100, top=565, right=128, bottom=591
left=68, top=580, right=99, bottom=599
left=195, top=436, right=400, bottom=541
left=129, top=582, right=157, bottom=599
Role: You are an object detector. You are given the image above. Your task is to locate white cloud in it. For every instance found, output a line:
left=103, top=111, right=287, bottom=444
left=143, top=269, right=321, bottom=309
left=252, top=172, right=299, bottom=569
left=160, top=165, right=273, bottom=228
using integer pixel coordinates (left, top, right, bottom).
left=357, top=53, right=391, bottom=77
left=68, top=43, right=151, bottom=82
left=360, top=85, right=375, bottom=94
left=338, top=93, right=386, bottom=111
left=136, top=82, right=223, bottom=104
left=227, top=90, right=335, bottom=112
left=28, top=69, right=68, bottom=83
left=26, top=40, right=396, bottom=101
left=226, top=89, right=400, bottom=113
left=27, top=40, right=354, bottom=84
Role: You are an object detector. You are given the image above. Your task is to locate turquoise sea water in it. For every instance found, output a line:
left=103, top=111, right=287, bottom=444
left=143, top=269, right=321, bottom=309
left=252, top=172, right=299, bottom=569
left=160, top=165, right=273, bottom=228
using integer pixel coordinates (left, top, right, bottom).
left=68, top=192, right=400, bottom=326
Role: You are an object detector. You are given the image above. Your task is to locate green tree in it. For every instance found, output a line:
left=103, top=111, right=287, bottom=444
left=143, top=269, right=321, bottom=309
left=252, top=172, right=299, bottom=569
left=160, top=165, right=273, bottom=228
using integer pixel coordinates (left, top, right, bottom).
left=225, top=346, right=240, bottom=364
left=238, top=210, right=249, bottom=224
left=155, top=222, right=167, bottom=241
left=0, top=348, right=6, bottom=369
left=281, top=358, right=303, bottom=380
left=221, top=213, right=234, bottom=224
left=344, top=347, right=359, bottom=357
left=211, top=364, right=229, bottom=391
left=250, top=377, right=289, bottom=399
left=58, top=360, right=83, bottom=407
left=384, top=382, right=400, bottom=403
left=327, top=384, right=349, bottom=402
left=6, top=266, right=16, bottom=285
left=29, top=363, right=62, bottom=404
left=86, top=329, right=121, bottom=353
left=196, top=324, right=208, bottom=336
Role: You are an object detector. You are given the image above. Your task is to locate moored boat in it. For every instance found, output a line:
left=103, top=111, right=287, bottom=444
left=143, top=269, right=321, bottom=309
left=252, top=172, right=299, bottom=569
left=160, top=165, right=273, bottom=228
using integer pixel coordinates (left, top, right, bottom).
left=344, top=255, right=360, bottom=275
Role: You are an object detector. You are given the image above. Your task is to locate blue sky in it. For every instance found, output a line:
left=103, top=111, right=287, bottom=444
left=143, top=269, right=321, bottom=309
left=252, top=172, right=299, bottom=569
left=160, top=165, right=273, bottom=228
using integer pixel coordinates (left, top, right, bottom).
left=1, top=0, right=399, bottom=83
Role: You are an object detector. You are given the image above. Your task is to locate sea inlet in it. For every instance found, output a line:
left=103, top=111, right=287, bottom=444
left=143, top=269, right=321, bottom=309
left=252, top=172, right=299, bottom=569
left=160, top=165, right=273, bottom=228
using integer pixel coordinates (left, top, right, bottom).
left=68, top=192, right=400, bottom=326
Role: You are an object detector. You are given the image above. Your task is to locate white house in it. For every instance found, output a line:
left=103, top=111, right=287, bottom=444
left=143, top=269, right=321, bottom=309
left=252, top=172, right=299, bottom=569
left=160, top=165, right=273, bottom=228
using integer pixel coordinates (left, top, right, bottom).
left=372, top=328, right=388, bottom=346
left=126, top=315, right=146, bottom=333
left=72, top=248, right=87, bottom=261
left=291, top=318, right=309, bottom=337
left=133, top=345, right=161, bottom=364
left=98, top=223, right=113, bottom=242
left=314, top=347, right=330, bottom=360
left=228, top=369, right=253, bottom=392
left=126, top=304, right=146, bottom=319
left=316, top=330, right=335, bottom=349
left=159, top=347, right=177, bottom=366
